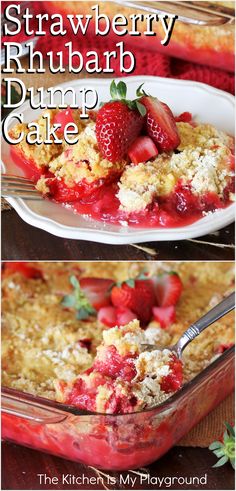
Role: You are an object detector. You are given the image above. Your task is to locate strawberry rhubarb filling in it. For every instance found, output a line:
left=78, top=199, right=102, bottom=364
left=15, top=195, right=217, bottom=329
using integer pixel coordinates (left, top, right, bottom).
left=9, top=81, right=235, bottom=228
left=56, top=320, right=183, bottom=413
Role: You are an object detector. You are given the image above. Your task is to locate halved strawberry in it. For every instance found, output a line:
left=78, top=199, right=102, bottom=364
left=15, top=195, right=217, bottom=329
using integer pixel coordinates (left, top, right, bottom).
left=152, top=305, right=176, bottom=328
left=53, top=108, right=75, bottom=136
left=128, top=136, right=158, bottom=164
left=96, top=81, right=145, bottom=163
left=111, top=279, right=155, bottom=325
left=98, top=306, right=117, bottom=327
left=79, top=277, right=114, bottom=311
left=152, top=272, right=183, bottom=307
left=96, top=101, right=144, bottom=163
left=116, top=307, right=137, bottom=325
left=140, top=96, right=180, bottom=151
left=3, top=262, right=43, bottom=279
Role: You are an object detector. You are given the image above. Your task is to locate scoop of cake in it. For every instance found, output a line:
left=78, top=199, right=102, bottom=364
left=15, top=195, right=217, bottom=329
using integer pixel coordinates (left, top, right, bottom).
left=55, top=320, right=183, bottom=414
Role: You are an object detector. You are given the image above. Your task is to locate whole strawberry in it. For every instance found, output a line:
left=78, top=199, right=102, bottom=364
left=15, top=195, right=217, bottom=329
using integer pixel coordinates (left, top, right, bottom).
left=111, top=278, right=155, bottom=325
left=96, top=81, right=146, bottom=163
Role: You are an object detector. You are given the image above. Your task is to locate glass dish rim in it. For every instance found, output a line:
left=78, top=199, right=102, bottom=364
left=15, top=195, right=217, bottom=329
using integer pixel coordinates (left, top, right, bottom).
left=2, top=346, right=234, bottom=419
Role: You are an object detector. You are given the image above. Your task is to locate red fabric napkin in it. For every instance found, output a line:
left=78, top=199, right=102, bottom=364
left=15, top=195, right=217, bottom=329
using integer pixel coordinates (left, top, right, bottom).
left=35, top=31, right=235, bottom=95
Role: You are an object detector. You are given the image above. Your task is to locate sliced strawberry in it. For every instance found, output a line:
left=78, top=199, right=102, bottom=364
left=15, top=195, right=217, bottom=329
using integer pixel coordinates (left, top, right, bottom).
left=152, top=306, right=176, bottom=328
left=128, top=136, right=158, bottom=164
left=116, top=307, right=137, bottom=325
left=79, top=277, right=114, bottom=311
left=111, top=279, right=155, bottom=325
left=98, top=305, right=137, bottom=328
left=152, top=272, right=183, bottom=307
left=140, top=96, right=180, bottom=151
left=53, top=108, right=75, bottom=136
left=175, top=112, right=192, bottom=123
left=3, top=262, right=43, bottom=279
left=161, top=355, right=183, bottom=393
left=98, top=306, right=117, bottom=327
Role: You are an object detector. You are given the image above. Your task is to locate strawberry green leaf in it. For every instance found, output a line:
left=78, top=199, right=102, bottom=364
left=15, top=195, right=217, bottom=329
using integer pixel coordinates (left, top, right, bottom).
left=61, top=275, right=96, bottom=320
left=136, top=83, right=148, bottom=98
left=110, top=80, right=118, bottom=100
left=136, top=101, right=146, bottom=116
left=125, top=279, right=135, bottom=288
left=213, top=449, right=225, bottom=458
left=136, top=273, right=149, bottom=280
left=117, top=81, right=127, bottom=99
left=70, top=275, right=80, bottom=289
left=61, top=294, right=76, bottom=308
left=76, top=306, right=94, bottom=320
left=209, top=422, right=235, bottom=469
left=224, top=422, right=235, bottom=437
left=213, top=455, right=229, bottom=468
left=209, top=441, right=224, bottom=450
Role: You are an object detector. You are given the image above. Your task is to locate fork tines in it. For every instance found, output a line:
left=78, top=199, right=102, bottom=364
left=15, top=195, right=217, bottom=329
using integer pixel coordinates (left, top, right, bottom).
left=1, top=175, right=42, bottom=200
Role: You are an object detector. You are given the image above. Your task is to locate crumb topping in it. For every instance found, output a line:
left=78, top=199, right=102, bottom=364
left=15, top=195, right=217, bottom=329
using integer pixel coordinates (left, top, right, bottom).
left=118, top=122, right=234, bottom=213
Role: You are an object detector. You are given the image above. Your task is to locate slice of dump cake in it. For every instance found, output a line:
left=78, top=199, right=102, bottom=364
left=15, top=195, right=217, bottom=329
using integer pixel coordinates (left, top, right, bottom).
left=8, top=81, right=234, bottom=228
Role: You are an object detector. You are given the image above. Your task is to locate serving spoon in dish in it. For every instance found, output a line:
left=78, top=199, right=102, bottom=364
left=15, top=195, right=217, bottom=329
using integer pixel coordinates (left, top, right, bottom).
left=142, top=292, right=235, bottom=358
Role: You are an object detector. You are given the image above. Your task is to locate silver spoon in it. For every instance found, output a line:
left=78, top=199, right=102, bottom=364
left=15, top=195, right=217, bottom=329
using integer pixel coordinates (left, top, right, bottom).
left=142, top=292, right=235, bottom=358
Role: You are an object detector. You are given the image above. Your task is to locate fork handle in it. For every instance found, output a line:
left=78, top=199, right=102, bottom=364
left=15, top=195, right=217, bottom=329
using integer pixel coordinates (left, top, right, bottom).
left=175, top=292, right=235, bottom=357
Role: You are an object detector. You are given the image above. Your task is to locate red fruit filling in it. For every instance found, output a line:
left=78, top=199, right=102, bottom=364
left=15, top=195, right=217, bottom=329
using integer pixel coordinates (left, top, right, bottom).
left=216, top=342, right=234, bottom=354
left=53, top=108, right=75, bottom=135
left=11, top=144, right=234, bottom=228
left=93, top=346, right=137, bottom=382
left=161, top=356, right=183, bottom=393
left=66, top=373, right=106, bottom=411
left=175, top=112, right=192, bottom=123
left=77, top=338, right=92, bottom=351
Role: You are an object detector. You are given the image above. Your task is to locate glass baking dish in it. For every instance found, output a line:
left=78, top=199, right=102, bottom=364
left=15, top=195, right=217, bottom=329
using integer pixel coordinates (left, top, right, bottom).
left=1, top=346, right=234, bottom=471
left=41, top=1, right=235, bottom=72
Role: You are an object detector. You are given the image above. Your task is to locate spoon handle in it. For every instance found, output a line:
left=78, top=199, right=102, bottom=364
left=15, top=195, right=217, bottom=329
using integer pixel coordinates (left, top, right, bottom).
left=175, top=292, right=235, bottom=357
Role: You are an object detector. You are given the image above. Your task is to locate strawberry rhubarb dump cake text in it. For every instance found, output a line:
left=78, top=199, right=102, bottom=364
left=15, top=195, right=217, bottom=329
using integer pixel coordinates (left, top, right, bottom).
left=9, top=82, right=235, bottom=228
left=2, top=262, right=234, bottom=414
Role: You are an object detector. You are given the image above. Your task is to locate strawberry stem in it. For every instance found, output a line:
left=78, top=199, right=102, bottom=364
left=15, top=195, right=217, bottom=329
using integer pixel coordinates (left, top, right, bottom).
left=61, top=275, right=96, bottom=320
left=109, top=80, right=146, bottom=117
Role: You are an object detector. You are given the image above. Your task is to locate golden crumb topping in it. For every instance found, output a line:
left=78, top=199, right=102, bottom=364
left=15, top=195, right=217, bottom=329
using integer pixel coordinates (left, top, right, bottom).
left=47, top=122, right=125, bottom=187
left=118, top=122, right=234, bottom=213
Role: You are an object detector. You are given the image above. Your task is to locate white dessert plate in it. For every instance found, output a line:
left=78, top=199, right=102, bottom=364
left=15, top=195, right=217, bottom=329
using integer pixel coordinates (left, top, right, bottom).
left=1, top=75, right=235, bottom=244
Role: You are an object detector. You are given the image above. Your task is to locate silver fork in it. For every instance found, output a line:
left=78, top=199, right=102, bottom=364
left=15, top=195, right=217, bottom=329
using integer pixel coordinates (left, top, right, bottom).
left=1, top=175, right=42, bottom=201
left=142, top=292, right=235, bottom=358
